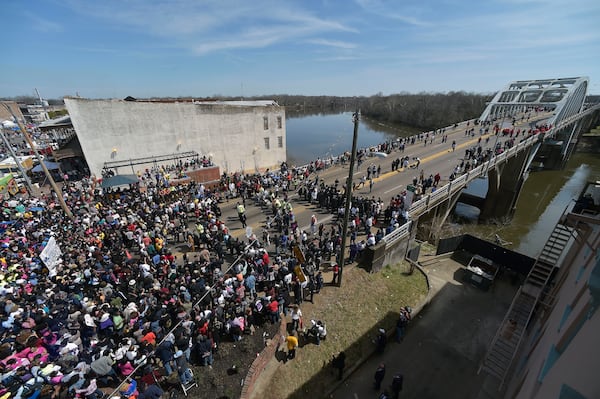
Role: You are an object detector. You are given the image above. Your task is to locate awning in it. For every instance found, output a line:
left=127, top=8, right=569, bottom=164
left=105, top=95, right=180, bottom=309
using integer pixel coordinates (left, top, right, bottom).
left=53, top=137, right=84, bottom=161
left=101, top=174, right=139, bottom=188
left=32, top=160, right=61, bottom=172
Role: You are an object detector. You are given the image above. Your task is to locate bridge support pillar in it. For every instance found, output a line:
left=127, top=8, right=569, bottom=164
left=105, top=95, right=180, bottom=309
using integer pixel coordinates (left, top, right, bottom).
left=480, top=149, right=530, bottom=221
left=416, top=189, right=463, bottom=242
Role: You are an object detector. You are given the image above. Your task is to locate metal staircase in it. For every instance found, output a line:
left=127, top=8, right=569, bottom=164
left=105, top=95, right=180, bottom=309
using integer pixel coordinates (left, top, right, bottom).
left=478, top=218, right=577, bottom=388
left=536, top=223, right=573, bottom=268
left=479, top=288, right=536, bottom=382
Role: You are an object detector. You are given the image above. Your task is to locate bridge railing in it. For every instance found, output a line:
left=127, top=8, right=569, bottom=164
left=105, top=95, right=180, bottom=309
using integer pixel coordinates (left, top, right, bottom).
left=380, top=106, right=600, bottom=247
left=382, top=132, right=547, bottom=246
left=429, top=184, right=450, bottom=204
left=381, top=220, right=412, bottom=244
left=410, top=197, right=428, bottom=215
left=542, top=103, right=600, bottom=140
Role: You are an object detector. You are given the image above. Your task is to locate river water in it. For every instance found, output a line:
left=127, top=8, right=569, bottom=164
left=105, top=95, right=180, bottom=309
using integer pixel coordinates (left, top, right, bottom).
left=285, top=111, right=419, bottom=166
left=286, top=112, right=600, bottom=258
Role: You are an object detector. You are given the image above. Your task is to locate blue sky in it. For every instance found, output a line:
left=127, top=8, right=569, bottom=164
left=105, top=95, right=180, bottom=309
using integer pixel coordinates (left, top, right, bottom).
left=2, top=0, right=599, bottom=99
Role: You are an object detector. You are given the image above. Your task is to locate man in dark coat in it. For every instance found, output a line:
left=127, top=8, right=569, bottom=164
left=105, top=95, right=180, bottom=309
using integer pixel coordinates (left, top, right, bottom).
left=374, top=363, right=386, bottom=390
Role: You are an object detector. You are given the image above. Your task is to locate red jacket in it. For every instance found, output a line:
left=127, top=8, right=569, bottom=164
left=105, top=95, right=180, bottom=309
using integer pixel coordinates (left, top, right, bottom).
left=268, top=300, right=279, bottom=313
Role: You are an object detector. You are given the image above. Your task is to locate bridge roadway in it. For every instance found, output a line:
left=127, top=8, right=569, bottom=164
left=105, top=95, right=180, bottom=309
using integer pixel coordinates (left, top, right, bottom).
left=215, top=111, right=554, bottom=243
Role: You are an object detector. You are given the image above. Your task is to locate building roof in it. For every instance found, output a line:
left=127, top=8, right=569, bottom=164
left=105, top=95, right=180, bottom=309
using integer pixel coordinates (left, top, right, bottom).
left=193, top=100, right=279, bottom=107
left=38, top=115, right=71, bottom=128
left=0, top=155, right=35, bottom=165
left=64, top=97, right=279, bottom=107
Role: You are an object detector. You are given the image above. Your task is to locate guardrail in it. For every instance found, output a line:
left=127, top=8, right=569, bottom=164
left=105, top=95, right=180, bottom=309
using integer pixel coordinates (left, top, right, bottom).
left=358, top=108, right=597, bottom=247
left=545, top=103, right=600, bottom=140
left=381, top=220, right=412, bottom=244
left=382, top=131, right=545, bottom=246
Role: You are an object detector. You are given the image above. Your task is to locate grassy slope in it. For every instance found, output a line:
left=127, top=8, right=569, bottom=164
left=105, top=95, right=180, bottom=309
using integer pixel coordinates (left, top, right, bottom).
left=252, top=260, right=428, bottom=399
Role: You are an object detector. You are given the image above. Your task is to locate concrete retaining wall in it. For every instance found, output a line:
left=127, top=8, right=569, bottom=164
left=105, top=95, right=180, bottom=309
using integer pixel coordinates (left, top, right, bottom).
left=363, top=234, right=410, bottom=272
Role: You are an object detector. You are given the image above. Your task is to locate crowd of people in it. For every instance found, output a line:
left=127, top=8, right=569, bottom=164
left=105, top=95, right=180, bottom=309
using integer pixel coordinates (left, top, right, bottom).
left=0, top=108, right=552, bottom=398
left=0, top=156, right=352, bottom=398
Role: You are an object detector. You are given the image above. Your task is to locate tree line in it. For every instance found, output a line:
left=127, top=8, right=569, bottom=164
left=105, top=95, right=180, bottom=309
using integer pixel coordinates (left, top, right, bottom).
left=3, top=92, right=493, bottom=130
left=249, top=92, right=493, bottom=130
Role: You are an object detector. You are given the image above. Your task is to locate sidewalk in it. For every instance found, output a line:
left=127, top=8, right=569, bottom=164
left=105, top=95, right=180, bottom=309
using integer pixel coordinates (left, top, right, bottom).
left=329, top=255, right=516, bottom=399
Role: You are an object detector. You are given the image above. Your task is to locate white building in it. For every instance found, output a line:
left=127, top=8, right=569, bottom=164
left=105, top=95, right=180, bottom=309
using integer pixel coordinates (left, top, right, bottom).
left=64, top=97, right=286, bottom=178
left=480, top=181, right=600, bottom=399
left=504, top=182, right=600, bottom=399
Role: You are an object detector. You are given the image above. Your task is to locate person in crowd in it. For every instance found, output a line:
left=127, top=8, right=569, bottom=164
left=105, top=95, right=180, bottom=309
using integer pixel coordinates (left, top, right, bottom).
left=376, top=328, right=387, bottom=354
left=174, top=350, right=193, bottom=385
left=304, top=319, right=327, bottom=345
left=374, top=363, right=386, bottom=390
left=391, top=372, right=404, bottom=399
left=285, top=331, right=299, bottom=360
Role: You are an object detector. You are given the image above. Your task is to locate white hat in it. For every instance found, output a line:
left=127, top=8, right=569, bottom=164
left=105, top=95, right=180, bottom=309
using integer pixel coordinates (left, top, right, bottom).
left=84, top=314, right=95, bottom=327
left=378, top=328, right=386, bottom=334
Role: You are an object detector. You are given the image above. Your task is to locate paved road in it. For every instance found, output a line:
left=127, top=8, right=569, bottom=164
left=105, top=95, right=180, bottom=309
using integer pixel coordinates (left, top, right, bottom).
left=217, top=112, right=553, bottom=242
left=330, top=257, right=517, bottom=399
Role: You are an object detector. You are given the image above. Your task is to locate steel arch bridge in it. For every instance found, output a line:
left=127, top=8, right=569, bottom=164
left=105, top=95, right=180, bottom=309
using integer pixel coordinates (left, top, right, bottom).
left=480, top=76, right=588, bottom=125
left=480, top=76, right=600, bottom=169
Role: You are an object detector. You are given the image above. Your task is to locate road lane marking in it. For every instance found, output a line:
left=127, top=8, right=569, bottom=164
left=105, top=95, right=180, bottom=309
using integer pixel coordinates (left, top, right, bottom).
left=384, top=184, right=405, bottom=194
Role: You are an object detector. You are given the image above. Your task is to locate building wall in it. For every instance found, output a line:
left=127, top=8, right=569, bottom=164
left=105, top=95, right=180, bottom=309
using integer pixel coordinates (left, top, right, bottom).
left=508, top=221, right=600, bottom=399
left=64, top=98, right=286, bottom=178
left=0, top=101, right=25, bottom=122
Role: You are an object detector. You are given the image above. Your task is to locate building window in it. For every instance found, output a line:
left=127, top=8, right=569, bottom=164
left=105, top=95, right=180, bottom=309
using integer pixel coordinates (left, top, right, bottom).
left=264, top=137, right=270, bottom=150
left=277, top=136, right=283, bottom=148
left=263, top=116, right=269, bottom=130
left=277, top=116, right=282, bottom=129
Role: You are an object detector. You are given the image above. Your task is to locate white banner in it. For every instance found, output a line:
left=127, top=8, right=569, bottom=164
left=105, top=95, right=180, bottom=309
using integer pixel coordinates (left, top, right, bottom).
left=39, top=236, right=62, bottom=277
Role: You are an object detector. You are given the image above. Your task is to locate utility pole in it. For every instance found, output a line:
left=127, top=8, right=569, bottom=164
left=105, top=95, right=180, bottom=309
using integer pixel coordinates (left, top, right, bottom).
left=337, top=110, right=360, bottom=287
left=1, top=103, right=73, bottom=220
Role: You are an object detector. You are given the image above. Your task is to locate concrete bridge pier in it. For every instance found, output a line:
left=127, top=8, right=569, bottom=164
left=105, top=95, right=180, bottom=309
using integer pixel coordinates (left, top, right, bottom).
left=563, top=107, right=600, bottom=162
left=416, top=188, right=463, bottom=242
left=479, top=148, right=531, bottom=221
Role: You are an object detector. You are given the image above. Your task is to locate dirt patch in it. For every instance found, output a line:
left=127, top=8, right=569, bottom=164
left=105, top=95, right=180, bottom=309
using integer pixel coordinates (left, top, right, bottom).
left=182, top=321, right=280, bottom=399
